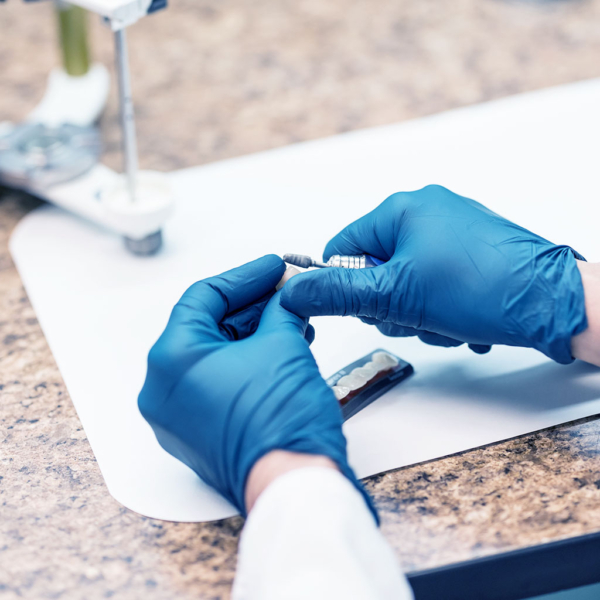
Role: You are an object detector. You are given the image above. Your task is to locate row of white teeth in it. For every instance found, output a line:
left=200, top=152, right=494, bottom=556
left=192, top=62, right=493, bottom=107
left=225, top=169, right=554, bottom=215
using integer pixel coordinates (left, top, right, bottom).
left=331, top=352, right=399, bottom=401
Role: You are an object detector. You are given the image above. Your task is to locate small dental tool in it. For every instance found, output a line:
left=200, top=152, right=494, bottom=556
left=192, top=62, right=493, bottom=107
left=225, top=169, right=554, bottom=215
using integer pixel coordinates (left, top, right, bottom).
left=283, top=253, right=385, bottom=269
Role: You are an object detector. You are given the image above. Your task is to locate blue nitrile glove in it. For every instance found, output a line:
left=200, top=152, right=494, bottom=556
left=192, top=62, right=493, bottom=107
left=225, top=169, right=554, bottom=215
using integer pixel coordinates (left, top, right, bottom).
left=138, top=255, right=375, bottom=518
left=281, top=185, right=587, bottom=364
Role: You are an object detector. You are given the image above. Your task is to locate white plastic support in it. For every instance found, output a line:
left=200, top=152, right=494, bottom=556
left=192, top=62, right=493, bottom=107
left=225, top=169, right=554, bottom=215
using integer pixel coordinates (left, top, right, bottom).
left=28, top=64, right=110, bottom=128
left=65, top=0, right=154, bottom=30
left=28, top=165, right=174, bottom=240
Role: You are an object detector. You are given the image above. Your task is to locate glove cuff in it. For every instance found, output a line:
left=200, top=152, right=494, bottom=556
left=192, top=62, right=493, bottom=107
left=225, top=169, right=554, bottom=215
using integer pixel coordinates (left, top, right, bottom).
left=534, top=246, right=587, bottom=364
left=236, top=444, right=379, bottom=525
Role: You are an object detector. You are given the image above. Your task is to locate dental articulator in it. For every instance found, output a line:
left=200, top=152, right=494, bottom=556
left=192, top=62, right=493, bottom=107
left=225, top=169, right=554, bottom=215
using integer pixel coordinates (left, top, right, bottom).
left=0, top=0, right=173, bottom=256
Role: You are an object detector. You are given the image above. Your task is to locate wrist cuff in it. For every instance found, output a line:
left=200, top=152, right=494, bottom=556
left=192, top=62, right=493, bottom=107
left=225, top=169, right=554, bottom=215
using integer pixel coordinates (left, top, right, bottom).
left=537, top=246, right=587, bottom=364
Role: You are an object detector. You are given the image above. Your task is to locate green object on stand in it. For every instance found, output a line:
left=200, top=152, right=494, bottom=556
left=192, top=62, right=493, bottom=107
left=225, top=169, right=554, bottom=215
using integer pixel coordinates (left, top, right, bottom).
left=56, top=2, right=90, bottom=77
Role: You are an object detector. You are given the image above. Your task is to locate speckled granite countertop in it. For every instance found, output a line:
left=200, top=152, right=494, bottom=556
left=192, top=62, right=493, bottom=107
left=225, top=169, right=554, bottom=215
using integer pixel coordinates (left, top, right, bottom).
left=2, top=0, right=600, bottom=598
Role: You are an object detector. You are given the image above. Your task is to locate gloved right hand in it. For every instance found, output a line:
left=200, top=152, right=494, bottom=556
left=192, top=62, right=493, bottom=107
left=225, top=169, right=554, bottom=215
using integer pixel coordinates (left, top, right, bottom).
left=281, top=185, right=587, bottom=364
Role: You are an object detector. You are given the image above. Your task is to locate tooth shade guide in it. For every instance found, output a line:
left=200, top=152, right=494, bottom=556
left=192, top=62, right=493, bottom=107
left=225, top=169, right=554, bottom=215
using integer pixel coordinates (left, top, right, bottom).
left=326, top=350, right=414, bottom=419
left=335, top=365, right=395, bottom=407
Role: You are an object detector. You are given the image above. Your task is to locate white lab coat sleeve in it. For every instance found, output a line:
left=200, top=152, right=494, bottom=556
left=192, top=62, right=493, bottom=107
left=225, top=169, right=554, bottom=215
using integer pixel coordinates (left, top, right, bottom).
left=231, top=466, right=414, bottom=600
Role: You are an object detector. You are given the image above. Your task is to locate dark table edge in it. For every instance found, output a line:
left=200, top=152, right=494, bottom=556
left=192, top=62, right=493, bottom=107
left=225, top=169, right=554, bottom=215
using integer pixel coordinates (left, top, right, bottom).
left=406, top=529, right=600, bottom=599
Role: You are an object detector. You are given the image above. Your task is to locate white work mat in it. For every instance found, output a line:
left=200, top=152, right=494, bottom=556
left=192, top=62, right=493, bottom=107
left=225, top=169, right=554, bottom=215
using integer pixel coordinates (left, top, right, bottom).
left=10, top=79, right=600, bottom=522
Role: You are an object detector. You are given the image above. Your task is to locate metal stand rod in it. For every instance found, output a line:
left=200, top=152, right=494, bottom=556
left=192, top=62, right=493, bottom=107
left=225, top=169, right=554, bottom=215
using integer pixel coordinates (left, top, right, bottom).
left=114, top=28, right=138, bottom=203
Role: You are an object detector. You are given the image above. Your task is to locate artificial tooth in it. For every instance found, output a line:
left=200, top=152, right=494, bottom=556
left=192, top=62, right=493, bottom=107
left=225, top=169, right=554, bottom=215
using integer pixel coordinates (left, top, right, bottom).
left=332, top=386, right=350, bottom=400
left=372, top=351, right=399, bottom=369
left=337, top=373, right=367, bottom=391
left=351, top=365, right=378, bottom=381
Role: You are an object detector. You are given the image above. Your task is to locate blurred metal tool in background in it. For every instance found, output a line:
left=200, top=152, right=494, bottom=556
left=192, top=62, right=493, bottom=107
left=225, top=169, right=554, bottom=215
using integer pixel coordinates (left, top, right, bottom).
left=0, top=0, right=172, bottom=256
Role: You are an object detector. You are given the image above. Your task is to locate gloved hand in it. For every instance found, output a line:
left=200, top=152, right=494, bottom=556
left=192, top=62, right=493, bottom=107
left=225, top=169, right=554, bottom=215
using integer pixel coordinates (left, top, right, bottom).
left=138, top=255, right=374, bottom=518
left=281, top=185, right=587, bottom=364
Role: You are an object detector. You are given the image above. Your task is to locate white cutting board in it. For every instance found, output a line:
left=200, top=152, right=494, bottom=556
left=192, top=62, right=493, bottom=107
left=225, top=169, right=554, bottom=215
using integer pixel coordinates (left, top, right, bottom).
left=10, top=79, right=600, bottom=522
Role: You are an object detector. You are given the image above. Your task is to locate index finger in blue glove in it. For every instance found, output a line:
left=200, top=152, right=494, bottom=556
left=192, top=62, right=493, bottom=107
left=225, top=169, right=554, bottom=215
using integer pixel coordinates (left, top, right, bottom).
left=417, top=331, right=464, bottom=348
left=468, top=343, right=492, bottom=354
left=322, top=193, right=405, bottom=261
left=171, top=254, right=285, bottom=332
left=363, top=317, right=490, bottom=352
left=280, top=265, right=391, bottom=319
left=257, top=290, right=310, bottom=337
left=219, top=293, right=317, bottom=344
left=365, top=320, right=418, bottom=338
left=220, top=291, right=274, bottom=341
left=151, top=255, right=285, bottom=377
left=370, top=321, right=463, bottom=347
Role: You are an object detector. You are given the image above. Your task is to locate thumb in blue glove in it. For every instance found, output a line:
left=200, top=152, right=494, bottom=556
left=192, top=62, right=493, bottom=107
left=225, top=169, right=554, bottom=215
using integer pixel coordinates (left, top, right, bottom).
left=281, top=185, right=587, bottom=364
left=138, top=254, right=375, bottom=519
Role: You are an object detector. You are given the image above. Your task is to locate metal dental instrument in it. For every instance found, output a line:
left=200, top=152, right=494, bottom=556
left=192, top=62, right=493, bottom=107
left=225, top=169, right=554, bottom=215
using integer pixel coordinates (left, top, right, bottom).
left=114, top=27, right=138, bottom=204
left=283, top=253, right=385, bottom=269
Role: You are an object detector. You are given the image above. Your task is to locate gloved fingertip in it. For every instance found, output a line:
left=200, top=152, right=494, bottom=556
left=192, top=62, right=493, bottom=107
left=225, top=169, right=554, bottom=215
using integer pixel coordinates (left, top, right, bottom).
left=258, top=291, right=309, bottom=335
left=219, top=293, right=274, bottom=341
left=181, top=255, right=287, bottom=324
left=359, top=316, right=382, bottom=326
left=264, top=252, right=286, bottom=267
left=255, top=253, right=287, bottom=281
left=280, top=270, right=334, bottom=317
left=376, top=322, right=419, bottom=338
left=323, top=234, right=361, bottom=262
left=279, top=273, right=305, bottom=314
left=304, top=323, right=316, bottom=346
left=469, top=343, right=492, bottom=355
left=417, top=331, right=464, bottom=348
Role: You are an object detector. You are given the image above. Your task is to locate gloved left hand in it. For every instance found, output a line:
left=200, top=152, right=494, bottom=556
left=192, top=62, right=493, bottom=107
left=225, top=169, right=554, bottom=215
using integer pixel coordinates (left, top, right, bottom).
left=138, top=254, right=375, bottom=518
